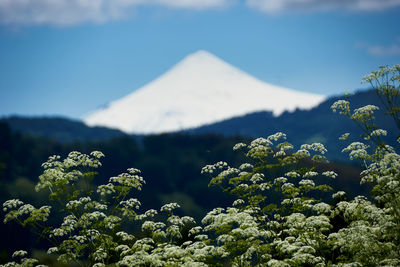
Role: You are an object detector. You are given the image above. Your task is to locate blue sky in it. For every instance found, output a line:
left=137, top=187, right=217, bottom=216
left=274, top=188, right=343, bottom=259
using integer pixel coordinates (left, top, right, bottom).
left=0, top=0, right=399, bottom=119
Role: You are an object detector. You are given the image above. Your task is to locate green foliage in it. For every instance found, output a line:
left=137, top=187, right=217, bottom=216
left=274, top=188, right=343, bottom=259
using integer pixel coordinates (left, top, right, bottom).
left=2, top=64, right=400, bottom=266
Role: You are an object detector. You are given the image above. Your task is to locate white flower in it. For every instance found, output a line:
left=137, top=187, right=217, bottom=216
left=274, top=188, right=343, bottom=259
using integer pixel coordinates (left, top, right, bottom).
left=250, top=173, right=264, bottom=184
left=239, top=163, right=254, bottom=170
left=331, top=100, right=350, bottom=115
left=90, top=151, right=105, bottom=159
left=322, top=171, right=338, bottom=179
left=267, top=132, right=287, bottom=142
left=370, top=129, right=387, bottom=137
left=120, top=198, right=141, bottom=210
left=313, top=203, right=332, bottom=215
left=282, top=183, right=295, bottom=190
left=274, top=177, right=288, bottom=184
left=332, top=191, right=346, bottom=199
left=160, top=203, right=180, bottom=213
left=47, top=247, right=58, bottom=254
left=303, top=171, right=318, bottom=178
left=233, top=142, right=247, bottom=150
left=301, top=143, right=327, bottom=154
left=259, top=182, right=271, bottom=191
left=339, top=133, right=350, bottom=140
left=233, top=199, right=245, bottom=207
left=93, top=248, right=107, bottom=261
left=144, top=209, right=158, bottom=218
left=285, top=171, right=300, bottom=178
left=299, top=179, right=315, bottom=187
left=351, top=105, right=379, bottom=120
left=12, top=250, right=27, bottom=258
left=3, top=199, right=24, bottom=212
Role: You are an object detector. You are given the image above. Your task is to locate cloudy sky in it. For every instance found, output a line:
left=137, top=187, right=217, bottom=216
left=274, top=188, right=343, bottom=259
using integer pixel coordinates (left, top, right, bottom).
left=0, top=0, right=399, bottom=119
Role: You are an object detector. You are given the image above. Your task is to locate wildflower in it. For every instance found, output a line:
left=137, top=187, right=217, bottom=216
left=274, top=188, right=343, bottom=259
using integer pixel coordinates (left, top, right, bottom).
left=90, top=151, right=105, bottom=159
left=285, top=171, right=300, bottom=178
left=299, top=179, right=315, bottom=187
left=239, top=163, right=253, bottom=170
left=127, top=168, right=141, bottom=174
left=250, top=173, right=264, bottom=184
left=274, top=177, right=288, bottom=184
left=351, top=105, right=379, bottom=121
left=274, top=150, right=286, bottom=157
left=322, top=171, right=338, bottom=179
left=120, top=198, right=141, bottom=210
left=370, top=129, right=387, bottom=137
left=294, top=149, right=310, bottom=158
left=97, top=183, right=116, bottom=196
left=189, top=226, right=202, bottom=236
left=47, top=247, right=58, bottom=254
left=201, top=164, right=215, bottom=174
left=160, top=203, right=180, bottom=213
left=12, top=250, right=27, bottom=258
left=303, top=171, right=318, bottom=178
left=332, top=191, right=346, bottom=199
left=331, top=100, right=350, bottom=115
left=267, top=132, right=287, bottom=142
left=281, top=183, right=295, bottom=190
left=339, top=133, right=350, bottom=140
left=301, top=143, right=327, bottom=154
left=144, top=209, right=158, bottom=218
left=232, top=199, right=245, bottom=207
left=313, top=203, right=332, bottom=215
left=116, top=231, right=135, bottom=241
left=260, top=182, right=271, bottom=191
left=93, top=248, right=107, bottom=262
left=233, top=142, right=247, bottom=150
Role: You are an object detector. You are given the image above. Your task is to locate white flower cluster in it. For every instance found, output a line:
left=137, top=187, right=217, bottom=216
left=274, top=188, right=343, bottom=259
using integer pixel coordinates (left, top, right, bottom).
left=303, top=171, right=318, bottom=178
left=239, top=163, right=253, bottom=170
left=201, top=161, right=228, bottom=174
left=300, top=143, right=327, bottom=155
left=267, top=132, right=287, bottom=142
left=250, top=173, right=264, bottom=184
left=322, top=171, right=338, bottom=179
left=342, top=142, right=369, bottom=160
left=3, top=199, right=24, bottom=212
left=331, top=100, right=350, bottom=115
left=370, top=129, right=387, bottom=137
left=109, top=172, right=145, bottom=190
left=246, top=137, right=273, bottom=159
left=285, top=171, right=300, bottom=178
left=233, top=142, right=247, bottom=151
left=120, top=198, right=141, bottom=210
left=160, top=203, right=180, bottom=213
left=351, top=105, right=379, bottom=121
left=339, top=133, right=350, bottom=140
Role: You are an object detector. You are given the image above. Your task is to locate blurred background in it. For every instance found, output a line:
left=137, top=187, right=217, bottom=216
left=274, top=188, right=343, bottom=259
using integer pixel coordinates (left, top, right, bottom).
left=0, top=0, right=399, bottom=263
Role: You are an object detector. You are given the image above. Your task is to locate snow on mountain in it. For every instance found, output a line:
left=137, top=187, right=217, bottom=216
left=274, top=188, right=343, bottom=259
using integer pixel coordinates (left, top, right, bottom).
left=84, top=50, right=325, bottom=134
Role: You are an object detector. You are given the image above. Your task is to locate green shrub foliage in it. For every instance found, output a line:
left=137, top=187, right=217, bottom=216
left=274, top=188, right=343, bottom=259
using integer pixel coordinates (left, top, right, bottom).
left=2, top=65, right=400, bottom=266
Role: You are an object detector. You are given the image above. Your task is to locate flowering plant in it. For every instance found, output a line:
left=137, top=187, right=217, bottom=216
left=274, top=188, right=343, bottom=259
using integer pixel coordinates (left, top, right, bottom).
left=2, top=64, right=400, bottom=266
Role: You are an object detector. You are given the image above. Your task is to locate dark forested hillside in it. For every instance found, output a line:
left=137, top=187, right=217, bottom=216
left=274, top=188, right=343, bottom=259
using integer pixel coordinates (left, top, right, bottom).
left=188, top=89, right=399, bottom=160
left=1, top=116, right=126, bottom=143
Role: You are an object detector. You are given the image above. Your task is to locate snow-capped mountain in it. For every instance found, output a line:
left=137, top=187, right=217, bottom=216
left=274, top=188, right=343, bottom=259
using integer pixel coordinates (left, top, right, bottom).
left=84, top=50, right=325, bottom=134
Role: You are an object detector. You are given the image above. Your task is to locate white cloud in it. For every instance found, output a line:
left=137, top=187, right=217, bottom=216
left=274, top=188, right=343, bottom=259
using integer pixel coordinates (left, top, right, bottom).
left=356, top=39, right=400, bottom=57
left=246, top=0, right=400, bottom=14
left=367, top=44, right=400, bottom=57
left=0, top=0, right=234, bottom=26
